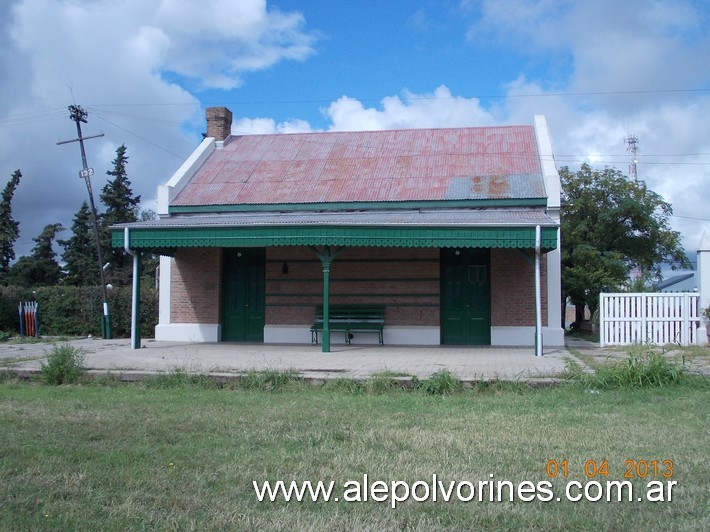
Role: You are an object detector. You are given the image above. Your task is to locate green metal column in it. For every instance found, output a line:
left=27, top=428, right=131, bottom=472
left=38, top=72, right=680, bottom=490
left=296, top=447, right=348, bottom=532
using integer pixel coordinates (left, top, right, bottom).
left=322, top=258, right=331, bottom=353
left=310, top=245, right=344, bottom=353
left=131, top=251, right=142, bottom=350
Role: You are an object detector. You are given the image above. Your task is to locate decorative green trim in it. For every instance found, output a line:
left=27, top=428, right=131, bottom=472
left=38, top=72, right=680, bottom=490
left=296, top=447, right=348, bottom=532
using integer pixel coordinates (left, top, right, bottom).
left=168, top=198, right=547, bottom=214
left=113, top=225, right=558, bottom=251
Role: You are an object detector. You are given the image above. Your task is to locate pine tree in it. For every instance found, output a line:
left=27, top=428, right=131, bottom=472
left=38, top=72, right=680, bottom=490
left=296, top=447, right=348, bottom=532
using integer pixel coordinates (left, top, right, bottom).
left=60, top=201, right=99, bottom=286
left=0, top=170, right=22, bottom=282
left=7, top=223, right=64, bottom=286
left=100, top=144, right=141, bottom=284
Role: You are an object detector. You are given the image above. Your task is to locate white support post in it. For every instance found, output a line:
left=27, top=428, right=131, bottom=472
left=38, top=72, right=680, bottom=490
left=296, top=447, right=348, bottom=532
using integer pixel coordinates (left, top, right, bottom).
left=697, top=232, right=710, bottom=345
left=603, top=294, right=608, bottom=346
left=535, top=225, right=543, bottom=356
left=534, top=115, right=564, bottom=346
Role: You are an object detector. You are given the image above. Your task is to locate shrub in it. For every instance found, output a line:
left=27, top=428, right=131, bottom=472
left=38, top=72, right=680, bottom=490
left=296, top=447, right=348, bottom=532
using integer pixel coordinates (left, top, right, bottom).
left=364, top=374, right=397, bottom=394
left=583, top=345, right=688, bottom=389
left=40, top=344, right=85, bottom=385
left=0, top=285, right=157, bottom=337
left=422, top=369, right=461, bottom=395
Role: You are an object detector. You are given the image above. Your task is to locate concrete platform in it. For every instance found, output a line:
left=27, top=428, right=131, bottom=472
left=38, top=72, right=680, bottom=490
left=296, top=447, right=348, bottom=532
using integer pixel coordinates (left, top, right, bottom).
left=0, top=337, right=583, bottom=382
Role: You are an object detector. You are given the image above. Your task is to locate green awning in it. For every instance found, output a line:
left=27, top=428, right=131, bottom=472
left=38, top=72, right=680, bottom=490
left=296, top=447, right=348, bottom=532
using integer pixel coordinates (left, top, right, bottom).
left=112, top=209, right=559, bottom=253
left=112, top=224, right=558, bottom=253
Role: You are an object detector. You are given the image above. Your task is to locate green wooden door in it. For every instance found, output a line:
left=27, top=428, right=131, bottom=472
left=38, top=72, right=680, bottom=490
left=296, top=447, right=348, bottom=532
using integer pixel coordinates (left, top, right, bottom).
left=221, top=248, right=265, bottom=342
left=440, top=248, right=491, bottom=345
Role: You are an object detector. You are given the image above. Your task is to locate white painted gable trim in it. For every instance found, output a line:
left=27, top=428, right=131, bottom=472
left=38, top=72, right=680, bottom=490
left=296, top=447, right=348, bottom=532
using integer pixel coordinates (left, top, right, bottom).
left=157, top=137, right=215, bottom=216
left=534, top=115, right=564, bottom=342
left=534, top=115, right=560, bottom=211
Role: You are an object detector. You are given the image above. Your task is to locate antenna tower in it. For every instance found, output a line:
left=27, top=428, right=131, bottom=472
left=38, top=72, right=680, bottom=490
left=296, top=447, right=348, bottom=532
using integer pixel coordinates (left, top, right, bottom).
left=625, top=135, right=639, bottom=181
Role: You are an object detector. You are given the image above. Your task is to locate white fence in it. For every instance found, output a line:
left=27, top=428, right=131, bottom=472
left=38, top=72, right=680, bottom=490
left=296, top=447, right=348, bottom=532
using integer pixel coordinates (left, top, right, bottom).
left=600, top=292, right=701, bottom=347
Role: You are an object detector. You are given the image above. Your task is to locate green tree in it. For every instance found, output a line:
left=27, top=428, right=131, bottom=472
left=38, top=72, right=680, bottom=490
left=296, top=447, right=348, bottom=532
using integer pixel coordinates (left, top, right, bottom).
left=139, top=208, right=157, bottom=222
left=100, top=144, right=141, bottom=284
left=627, top=271, right=657, bottom=293
left=7, top=223, right=64, bottom=287
left=560, top=164, right=689, bottom=324
left=0, top=170, right=21, bottom=282
left=60, top=201, right=99, bottom=286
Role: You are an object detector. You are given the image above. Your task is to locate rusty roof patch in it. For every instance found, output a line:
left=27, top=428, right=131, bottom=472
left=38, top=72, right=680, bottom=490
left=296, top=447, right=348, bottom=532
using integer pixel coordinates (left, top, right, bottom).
left=447, top=173, right=543, bottom=200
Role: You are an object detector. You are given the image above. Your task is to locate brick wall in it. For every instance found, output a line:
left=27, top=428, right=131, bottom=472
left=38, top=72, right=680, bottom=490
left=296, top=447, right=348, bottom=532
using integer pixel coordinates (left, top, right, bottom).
left=170, top=248, right=221, bottom=323
left=266, top=247, right=440, bottom=326
left=168, top=246, right=548, bottom=328
left=491, top=248, right=547, bottom=326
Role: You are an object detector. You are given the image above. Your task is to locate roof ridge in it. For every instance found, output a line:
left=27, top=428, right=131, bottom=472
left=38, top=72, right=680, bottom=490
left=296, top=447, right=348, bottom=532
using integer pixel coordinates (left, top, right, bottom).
left=230, top=123, right=534, bottom=139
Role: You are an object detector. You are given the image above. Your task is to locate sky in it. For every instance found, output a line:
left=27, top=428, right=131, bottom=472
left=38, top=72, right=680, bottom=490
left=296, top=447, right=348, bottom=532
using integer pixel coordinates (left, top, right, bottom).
left=1, top=0, right=709, bottom=272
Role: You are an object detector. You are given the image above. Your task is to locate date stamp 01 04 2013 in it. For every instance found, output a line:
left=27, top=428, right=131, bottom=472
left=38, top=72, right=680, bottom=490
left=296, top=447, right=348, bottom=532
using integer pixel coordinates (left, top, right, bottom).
left=545, top=459, right=674, bottom=480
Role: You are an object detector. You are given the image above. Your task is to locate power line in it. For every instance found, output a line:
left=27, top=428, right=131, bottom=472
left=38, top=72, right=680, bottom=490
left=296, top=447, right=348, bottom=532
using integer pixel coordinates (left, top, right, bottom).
left=85, top=107, right=185, bottom=127
left=0, top=109, right=67, bottom=127
left=2, top=85, right=709, bottom=124
left=88, top=87, right=710, bottom=107
left=556, top=152, right=710, bottom=157
left=672, top=214, right=710, bottom=222
left=88, top=111, right=187, bottom=160
left=554, top=158, right=710, bottom=166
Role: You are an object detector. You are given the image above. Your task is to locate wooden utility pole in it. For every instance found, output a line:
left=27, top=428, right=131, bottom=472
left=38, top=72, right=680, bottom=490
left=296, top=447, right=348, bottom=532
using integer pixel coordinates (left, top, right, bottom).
left=57, top=105, right=113, bottom=339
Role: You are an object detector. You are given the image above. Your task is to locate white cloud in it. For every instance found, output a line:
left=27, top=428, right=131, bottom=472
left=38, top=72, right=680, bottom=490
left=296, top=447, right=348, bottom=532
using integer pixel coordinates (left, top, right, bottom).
left=1, top=0, right=707, bottom=266
left=464, top=0, right=571, bottom=51
left=0, top=0, right=316, bottom=257
left=325, top=86, right=495, bottom=131
left=468, top=0, right=710, bottom=98
left=232, top=117, right=313, bottom=135
left=126, top=26, right=171, bottom=73
left=228, top=72, right=709, bottom=253
left=464, top=0, right=710, bottom=252
left=253, top=76, right=709, bottom=254
left=233, top=86, right=496, bottom=134
left=155, top=0, right=317, bottom=89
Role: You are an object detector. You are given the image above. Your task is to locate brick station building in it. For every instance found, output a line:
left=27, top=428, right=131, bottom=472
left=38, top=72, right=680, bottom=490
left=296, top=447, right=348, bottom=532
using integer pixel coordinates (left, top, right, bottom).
left=112, top=107, right=564, bottom=352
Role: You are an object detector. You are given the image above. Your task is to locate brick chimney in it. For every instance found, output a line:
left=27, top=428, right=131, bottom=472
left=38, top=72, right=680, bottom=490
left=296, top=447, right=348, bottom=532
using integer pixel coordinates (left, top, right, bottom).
left=205, top=107, right=233, bottom=141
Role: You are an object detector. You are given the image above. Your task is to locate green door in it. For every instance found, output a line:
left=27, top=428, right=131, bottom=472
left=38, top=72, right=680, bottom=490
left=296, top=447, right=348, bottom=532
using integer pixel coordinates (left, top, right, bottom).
left=221, top=248, right=265, bottom=342
left=440, top=248, right=491, bottom=345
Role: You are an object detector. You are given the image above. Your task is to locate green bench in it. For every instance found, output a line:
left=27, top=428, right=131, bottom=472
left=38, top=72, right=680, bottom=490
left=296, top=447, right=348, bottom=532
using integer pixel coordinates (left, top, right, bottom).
left=311, top=305, right=385, bottom=345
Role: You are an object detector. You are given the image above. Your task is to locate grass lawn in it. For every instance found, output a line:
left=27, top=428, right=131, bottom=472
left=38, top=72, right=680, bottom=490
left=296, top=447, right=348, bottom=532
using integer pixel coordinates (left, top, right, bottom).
left=0, top=378, right=708, bottom=530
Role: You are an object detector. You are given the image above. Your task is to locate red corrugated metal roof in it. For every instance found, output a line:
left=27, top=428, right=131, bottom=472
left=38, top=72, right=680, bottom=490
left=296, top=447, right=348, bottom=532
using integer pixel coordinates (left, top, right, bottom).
left=172, top=125, right=544, bottom=207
